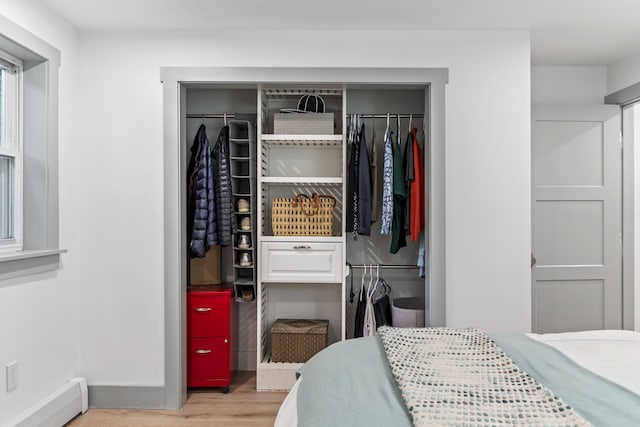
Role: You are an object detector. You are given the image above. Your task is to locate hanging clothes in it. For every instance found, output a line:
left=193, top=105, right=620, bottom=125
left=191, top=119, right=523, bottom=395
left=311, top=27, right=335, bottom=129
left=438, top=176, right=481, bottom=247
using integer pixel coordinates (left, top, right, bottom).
left=372, top=267, right=392, bottom=328
left=357, top=121, right=372, bottom=236
left=380, top=126, right=394, bottom=235
left=363, top=291, right=376, bottom=336
left=403, top=131, right=414, bottom=236
left=346, top=115, right=359, bottom=237
left=409, top=127, right=425, bottom=241
left=353, top=265, right=368, bottom=338
left=188, top=124, right=218, bottom=258
left=370, top=121, right=378, bottom=223
left=390, top=131, right=407, bottom=254
left=212, top=125, right=234, bottom=246
left=363, top=266, right=376, bottom=337
left=373, top=294, right=392, bottom=328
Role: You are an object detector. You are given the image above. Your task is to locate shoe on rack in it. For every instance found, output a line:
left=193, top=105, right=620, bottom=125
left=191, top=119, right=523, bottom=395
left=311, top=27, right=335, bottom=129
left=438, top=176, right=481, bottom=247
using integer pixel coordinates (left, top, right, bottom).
left=238, top=234, right=251, bottom=249
left=237, top=199, right=250, bottom=213
left=240, top=217, right=251, bottom=230
left=240, top=286, right=255, bottom=302
left=239, top=252, right=252, bottom=267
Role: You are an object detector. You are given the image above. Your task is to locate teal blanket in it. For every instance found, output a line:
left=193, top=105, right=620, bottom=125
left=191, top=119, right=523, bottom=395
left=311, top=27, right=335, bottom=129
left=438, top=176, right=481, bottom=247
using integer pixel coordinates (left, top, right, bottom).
left=296, top=334, right=640, bottom=427
left=494, top=334, right=640, bottom=427
left=297, top=334, right=412, bottom=427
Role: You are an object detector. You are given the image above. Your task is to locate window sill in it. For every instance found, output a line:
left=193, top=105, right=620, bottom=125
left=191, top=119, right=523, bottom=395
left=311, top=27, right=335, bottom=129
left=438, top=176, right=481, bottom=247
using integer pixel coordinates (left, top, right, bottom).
left=0, top=249, right=67, bottom=281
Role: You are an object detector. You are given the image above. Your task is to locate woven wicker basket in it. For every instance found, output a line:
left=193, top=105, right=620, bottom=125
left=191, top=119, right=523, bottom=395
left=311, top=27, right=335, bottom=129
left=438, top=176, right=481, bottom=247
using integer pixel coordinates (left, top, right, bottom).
left=271, top=319, right=328, bottom=363
left=272, top=193, right=335, bottom=236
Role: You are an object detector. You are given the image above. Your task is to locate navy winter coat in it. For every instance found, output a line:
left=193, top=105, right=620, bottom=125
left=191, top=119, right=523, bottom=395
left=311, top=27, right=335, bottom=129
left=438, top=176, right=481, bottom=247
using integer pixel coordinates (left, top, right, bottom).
left=188, top=125, right=218, bottom=257
left=213, top=125, right=234, bottom=246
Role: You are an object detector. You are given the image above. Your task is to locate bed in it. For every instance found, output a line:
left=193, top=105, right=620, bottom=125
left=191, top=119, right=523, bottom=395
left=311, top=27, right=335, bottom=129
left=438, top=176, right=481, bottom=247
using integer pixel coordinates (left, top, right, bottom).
left=274, top=327, right=640, bottom=427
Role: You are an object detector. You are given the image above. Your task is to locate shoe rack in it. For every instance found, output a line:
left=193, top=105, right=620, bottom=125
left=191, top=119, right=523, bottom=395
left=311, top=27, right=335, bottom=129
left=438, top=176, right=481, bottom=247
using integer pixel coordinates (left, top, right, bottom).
left=229, top=120, right=257, bottom=302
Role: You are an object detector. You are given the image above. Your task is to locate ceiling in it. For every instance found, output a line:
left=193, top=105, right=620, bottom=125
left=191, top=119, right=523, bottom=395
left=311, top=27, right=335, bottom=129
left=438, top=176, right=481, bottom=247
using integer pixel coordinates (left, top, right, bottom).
left=36, top=0, right=640, bottom=65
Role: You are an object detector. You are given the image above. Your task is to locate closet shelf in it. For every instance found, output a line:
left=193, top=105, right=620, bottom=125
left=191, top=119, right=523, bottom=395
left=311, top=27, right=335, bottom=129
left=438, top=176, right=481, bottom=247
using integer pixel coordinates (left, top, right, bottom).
left=261, top=134, right=342, bottom=144
left=259, top=354, right=304, bottom=370
left=261, top=177, right=342, bottom=184
left=260, top=235, right=344, bottom=243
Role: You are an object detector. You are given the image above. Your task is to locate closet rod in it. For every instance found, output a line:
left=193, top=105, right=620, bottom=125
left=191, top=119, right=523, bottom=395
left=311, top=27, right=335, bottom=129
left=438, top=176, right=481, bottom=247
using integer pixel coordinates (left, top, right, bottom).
left=185, top=113, right=256, bottom=119
left=345, top=113, right=424, bottom=119
left=348, top=264, right=419, bottom=270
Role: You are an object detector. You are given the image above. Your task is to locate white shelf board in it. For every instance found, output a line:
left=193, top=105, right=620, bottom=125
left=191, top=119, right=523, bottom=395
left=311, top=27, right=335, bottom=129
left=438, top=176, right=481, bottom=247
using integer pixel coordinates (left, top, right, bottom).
left=261, top=134, right=342, bottom=142
left=260, top=235, right=344, bottom=243
left=261, top=176, right=342, bottom=184
left=259, top=355, right=304, bottom=371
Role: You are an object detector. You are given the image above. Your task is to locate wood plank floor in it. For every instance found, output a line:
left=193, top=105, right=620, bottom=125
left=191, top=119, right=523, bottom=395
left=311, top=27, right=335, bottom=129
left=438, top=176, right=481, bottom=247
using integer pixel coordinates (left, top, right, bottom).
left=67, top=372, right=287, bottom=427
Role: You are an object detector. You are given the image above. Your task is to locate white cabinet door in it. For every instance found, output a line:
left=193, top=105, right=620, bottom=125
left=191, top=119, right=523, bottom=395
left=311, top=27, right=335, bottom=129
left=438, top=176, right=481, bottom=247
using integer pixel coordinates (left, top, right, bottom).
left=532, top=105, right=622, bottom=333
left=261, top=241, right=343, bottom=283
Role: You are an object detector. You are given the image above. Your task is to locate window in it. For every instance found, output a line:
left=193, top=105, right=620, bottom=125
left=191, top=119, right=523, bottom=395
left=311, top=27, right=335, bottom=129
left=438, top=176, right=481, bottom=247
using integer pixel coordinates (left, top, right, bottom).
left=0, top=14, right=63, bottom=280
left=0, top=53, right=21, bottom=251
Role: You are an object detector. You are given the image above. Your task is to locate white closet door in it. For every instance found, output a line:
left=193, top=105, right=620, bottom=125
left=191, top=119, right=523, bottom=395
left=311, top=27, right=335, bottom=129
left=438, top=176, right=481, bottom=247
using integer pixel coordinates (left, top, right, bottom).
left=532, top=105, right=622, bottom=333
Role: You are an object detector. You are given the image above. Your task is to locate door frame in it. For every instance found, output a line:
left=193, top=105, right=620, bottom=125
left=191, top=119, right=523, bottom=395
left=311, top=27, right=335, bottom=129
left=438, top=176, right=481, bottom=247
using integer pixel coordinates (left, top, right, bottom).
left=622, top=104, right=636, bottom=331
left=161, top=67, right=448, bottom=409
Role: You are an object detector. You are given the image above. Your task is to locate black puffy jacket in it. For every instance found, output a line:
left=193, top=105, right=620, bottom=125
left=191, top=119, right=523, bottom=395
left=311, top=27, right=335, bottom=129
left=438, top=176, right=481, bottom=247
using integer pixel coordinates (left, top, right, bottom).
left=213, top=126, right=234, bottom=246
left=188, top=125, right=218, bottom=257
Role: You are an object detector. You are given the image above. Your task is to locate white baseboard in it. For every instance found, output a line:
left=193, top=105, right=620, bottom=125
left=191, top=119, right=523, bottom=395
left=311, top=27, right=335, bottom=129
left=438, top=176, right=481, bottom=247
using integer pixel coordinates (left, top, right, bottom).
left=3, top=378, right=87, bottom=427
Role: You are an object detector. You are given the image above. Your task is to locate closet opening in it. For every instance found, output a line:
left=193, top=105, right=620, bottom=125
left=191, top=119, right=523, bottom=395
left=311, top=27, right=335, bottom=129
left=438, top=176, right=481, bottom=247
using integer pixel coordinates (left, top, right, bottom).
left=162, top=67, right=447, bottom=407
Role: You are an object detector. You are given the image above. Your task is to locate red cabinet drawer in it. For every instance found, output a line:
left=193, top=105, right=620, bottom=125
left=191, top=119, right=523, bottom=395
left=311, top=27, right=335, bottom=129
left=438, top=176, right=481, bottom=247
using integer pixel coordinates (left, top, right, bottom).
left=188, top=293, right=229, bottom=337
left=188, top=337, right=230, bottom=384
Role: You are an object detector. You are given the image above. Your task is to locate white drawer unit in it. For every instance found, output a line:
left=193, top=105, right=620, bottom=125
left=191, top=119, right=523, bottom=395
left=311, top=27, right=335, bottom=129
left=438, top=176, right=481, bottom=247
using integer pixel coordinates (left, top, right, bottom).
left=261, top=241, right=343, bottom=283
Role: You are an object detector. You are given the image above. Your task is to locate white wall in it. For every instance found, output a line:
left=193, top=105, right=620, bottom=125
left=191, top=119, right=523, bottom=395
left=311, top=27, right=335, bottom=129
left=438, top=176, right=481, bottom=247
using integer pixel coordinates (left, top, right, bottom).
left=71, top=29, right=531, bottom=386
left=532, top=66, right=607, bottom=104
left=0, top=1, right=78, bottom=424
left=608, top=52, right=640, bottom=94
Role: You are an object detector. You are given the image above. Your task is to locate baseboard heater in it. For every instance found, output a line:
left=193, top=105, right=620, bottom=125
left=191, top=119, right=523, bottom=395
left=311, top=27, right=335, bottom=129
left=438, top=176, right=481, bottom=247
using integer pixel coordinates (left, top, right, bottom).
left=3, top=378, right=88, bottom=427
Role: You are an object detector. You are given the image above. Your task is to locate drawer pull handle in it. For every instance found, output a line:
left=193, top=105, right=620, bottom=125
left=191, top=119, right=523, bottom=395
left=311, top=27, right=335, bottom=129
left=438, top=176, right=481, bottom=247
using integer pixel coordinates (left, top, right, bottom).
left=195, top=349, right=212, bottom=354
left=224, top=338, right=228, bottom=344
left=293, top=245, right=311, bottom=250
left=195, top=307, right=212, bottom=312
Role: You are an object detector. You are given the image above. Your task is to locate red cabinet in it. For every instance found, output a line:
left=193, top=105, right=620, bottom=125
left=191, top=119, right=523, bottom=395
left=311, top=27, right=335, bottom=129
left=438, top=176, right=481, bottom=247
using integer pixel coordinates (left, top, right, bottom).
left=187, top=286, right=236, bottom=392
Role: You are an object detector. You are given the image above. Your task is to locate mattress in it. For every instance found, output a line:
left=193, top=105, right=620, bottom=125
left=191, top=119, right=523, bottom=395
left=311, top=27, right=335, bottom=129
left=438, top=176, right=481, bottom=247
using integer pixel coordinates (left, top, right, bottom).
left=274, top=329, right=640, bottom=427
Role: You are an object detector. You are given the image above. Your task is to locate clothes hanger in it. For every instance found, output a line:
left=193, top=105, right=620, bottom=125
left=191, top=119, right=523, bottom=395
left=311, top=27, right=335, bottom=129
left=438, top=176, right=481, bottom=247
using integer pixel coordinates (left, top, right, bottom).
left=385, top=113, right=390, bottom=141
left=223, top=113, right=228, bottom=126
left=378, top=265, right=390, bottom=297
left=371, top=264, right=382, bottom=301
left=396, top=114, right=401, bottom=145
left=409, top=113, right=413, bottom=132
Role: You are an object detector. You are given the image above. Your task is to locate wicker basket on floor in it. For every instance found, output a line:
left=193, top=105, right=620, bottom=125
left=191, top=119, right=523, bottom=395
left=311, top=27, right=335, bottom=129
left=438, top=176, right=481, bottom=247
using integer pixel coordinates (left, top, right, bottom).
left=271, top=193, right=335, bottom=236
left=271, top=319, right=329, bottom=363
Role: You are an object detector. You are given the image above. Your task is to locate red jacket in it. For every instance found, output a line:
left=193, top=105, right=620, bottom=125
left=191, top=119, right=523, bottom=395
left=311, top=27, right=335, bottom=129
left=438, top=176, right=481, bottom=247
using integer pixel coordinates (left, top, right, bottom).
left=410, top=128, right=424, bottom=241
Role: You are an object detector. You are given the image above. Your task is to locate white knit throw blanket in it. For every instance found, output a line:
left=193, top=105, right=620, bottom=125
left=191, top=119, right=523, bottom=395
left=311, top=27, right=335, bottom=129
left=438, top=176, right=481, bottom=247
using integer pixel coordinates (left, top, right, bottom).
left=378, top=327, right=591, bottom=427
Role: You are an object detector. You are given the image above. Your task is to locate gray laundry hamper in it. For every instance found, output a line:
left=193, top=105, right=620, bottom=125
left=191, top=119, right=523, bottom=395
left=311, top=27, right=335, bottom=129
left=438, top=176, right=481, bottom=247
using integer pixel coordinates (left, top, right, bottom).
left=391, top=297, right=427, bottom=328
